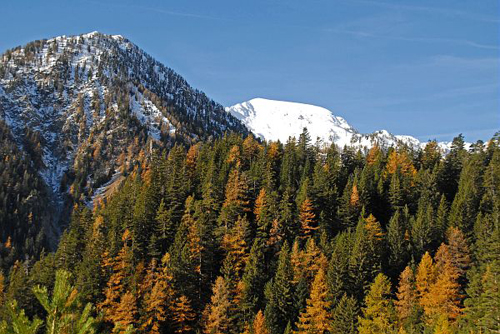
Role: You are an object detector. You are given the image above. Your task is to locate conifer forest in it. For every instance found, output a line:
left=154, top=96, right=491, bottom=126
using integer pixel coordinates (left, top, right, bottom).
left=1, top=127, right=499, bottom=333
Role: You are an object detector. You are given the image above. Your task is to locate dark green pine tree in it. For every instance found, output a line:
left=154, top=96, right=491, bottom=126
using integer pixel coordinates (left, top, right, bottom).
left=448, top=151, right=484, bottom=237
left=437, top=134, right=466, bottom=202
left=435, top=195, right=449, bottom=244
left=311, top=159, right=339, bottom=236
left=348, top=214, right=385, bottom=301
left=168, top=197, right=199, bottom=307
left=387, top=208, right=410, bottom=278
left=153, top=199, right=177, bottom=256
left=331, top=293, right=359, bottom=334
left=55, top=206, right=92, bottom=274
left=278, top=188, right=298, bottom=244
left=480, top=142, right=500, bottom=221
left=239, top=240, right=267, bottom=325
left=338, top=175, right=362, bottom=229
left=279, top=138, right=299, bottom=194
left=327, top=231, right=354, bottom=305
left=264, top=242, right=295, bottom=334
left=410, top=201, right=435, bottom=260
left=464, top=253, right=500, bottom=332
left=297, top=127, right=314, bottom=183
left=389, top=172, right=404, bottom=212
left=76, top=215, right=107, bottom=303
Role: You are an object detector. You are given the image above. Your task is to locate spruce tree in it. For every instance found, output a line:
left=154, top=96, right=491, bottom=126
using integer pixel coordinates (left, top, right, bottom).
left=331, top=293, right=359, bottom=334
left=264, top=242, right=294, bottom=334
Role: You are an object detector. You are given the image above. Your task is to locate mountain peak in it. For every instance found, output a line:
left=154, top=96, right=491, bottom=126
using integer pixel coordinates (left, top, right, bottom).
left=226, top=98, right=355, bottom=145
left=1, top=32, right=247, bottom=209
left=226, top=98, right=460, bottom=152
left=79, top=31, right=124, bottom=40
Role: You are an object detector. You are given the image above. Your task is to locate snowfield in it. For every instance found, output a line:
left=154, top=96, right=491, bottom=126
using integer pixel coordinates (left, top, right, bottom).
left=226, top=98, right=467, bottom=152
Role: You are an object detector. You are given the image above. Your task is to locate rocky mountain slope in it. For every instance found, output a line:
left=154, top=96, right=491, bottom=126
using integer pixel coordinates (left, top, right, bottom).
left=0, top=32, right=247, bottom=203
left=226, top=98, right=460, bottom=151
left=0, top=32, right=248, bottom=248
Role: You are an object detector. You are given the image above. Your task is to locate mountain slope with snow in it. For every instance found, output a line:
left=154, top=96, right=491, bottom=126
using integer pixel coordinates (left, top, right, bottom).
left=226, top=98, right=457, bottom=151
left=0, top=31, right=248, bottom=240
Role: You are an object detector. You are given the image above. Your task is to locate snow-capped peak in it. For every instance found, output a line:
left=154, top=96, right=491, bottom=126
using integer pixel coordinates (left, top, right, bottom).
left=226, top=98, right=358, bottom=147
left=226, top=98, right=460, bottom=152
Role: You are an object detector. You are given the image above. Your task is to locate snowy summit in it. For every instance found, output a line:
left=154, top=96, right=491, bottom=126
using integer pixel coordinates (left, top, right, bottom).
left=226, top=98, right=459, bottom=151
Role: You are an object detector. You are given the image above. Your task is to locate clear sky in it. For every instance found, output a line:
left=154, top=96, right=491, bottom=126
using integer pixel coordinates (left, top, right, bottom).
left=1, top=0, right=498, bottom=142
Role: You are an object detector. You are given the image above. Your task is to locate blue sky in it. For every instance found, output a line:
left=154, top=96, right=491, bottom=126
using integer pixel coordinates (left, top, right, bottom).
left=1, top=0, right=498, bottom=142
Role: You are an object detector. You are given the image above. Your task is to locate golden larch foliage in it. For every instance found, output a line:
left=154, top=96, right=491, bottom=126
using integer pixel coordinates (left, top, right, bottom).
left=204, top=277, right=232, bottom=334
left=186, top=144, right=199, bottom=171
left=222, top=218, right=249, bottom=279
left=364, top=214, right=385, bottom=242
left=366, top=145, right=381, bottom=166
left=302, top=239, right=328, bottom=282
left=267, top=219, right=284, bottom=248
left=358, top=273, right=396, bottom=334
left=290, top=240, right=304, bottom=284
left=253, top=310, right=270, bottom=334
left=295, top=268, right=332, bottom=334
left=227, top=145, right=241, bottom=167
left=171, top=295, right=196, bottom=334
left=254, top=188, right=267, bottom=217
left=243, top=136, right=261, bottom=162
left=428, top=244, right=461, bottom=322
left=267, top=142, right=280, bottom=160
left=416, top=252, right=436, bottom=305
left=350, top=184, right=360, bottom=206
left=140, top=259, right=172, bottom=334
left=99, top=230, right=133, bottom=324
left=433, top=314, right=453, bottom=334
left=445, top=227, right=471, bottom=278
left=395, top=266, right=418, bottom=323
left=222, top=169, right=250, bottom=213
left=4, top=236, right=11, bottom=249
left=299, top=197, right=317, bottom=238
left=112, top=291, right=138, bottom=334
left=386, top=150, right=417, bottom=177
left=187, top=221, right=204, bottom=275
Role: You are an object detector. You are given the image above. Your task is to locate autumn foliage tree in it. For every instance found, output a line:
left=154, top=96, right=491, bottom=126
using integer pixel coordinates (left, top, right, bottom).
left=295, top=268, right=332, bottom=334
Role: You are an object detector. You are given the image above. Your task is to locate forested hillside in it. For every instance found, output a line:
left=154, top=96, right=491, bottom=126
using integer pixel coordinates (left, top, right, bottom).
left=0, top=32, right=248, bottom=266
left=1, top=129, right=498, bottom=333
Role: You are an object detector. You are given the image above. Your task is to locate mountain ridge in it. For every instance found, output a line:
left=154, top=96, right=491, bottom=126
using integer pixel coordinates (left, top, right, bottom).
left=226, top=97, right=463, bottom=152
left=0, top=31, right=247, bottom=200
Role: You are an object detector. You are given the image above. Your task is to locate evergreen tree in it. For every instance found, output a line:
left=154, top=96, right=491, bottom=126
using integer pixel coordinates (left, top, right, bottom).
left=239, top=241, right=266, bottom=324
left=0, top=301, right=43, bottom=334
left=264, top=242, right=294, bottom=334
left=331, top=293, right=359, bottom=334
left=387, top=209, right=409, bottom=278
left=349, top=214, right=384, bottom=300
left=327, top=232, right=353, bottom=305
left=32, top=270, right=97, bottom=334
